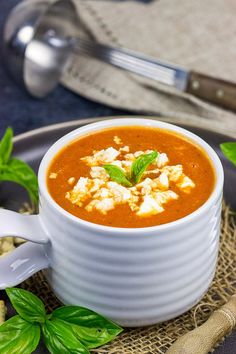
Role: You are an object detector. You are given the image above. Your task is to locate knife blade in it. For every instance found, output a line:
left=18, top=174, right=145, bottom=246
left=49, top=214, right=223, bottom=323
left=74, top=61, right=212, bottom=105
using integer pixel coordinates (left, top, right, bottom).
left=72, top=37, right=236, bottom=112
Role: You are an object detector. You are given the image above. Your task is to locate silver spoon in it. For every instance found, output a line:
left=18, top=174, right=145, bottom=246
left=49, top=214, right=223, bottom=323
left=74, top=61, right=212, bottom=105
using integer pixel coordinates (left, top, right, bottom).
left=3, top=0, right=236, bottom=112
left=3, top=0, right=79, bottom=98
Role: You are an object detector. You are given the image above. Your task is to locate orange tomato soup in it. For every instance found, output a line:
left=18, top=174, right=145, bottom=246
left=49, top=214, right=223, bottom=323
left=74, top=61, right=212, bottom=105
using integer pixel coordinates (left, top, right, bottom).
left=47, top=126, right=215, bottom=228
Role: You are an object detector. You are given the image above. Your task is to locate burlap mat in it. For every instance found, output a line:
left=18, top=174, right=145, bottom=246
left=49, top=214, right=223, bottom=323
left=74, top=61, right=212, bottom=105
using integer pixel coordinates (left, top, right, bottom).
left=22, top=203, right=236, bottom=353
left=60, top=0, right=236, bottom=138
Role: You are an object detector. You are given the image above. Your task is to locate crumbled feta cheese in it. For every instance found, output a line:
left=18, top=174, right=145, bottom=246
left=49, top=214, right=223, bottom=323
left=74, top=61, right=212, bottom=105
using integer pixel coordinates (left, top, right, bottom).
left=124, top=153, right=135, bottom=161
left=90, top=178, right=106, bottom=193
left=97, top=198, right=115, bottom=212
left=65, top=191, right=83, bottom=206
left=155, top=172, right=169, bottom=190
left=114, top=136, right=123, bottom=145
left=74, top=177, right=89, bottom=193
left=99, top=188, right=111, bottom=198
left=49, top=172, right=57, bottom=179
left=96, top=147, right=120, bottom=163
left=86, top=198, right=114, bottom=214
left=177, top=175, right=195, bottom=193
left=120, top=160, right=132, bottom=172
left=137, top=195, right=164, bottom=216
left=66, top=177, right=91, bottom=205
left=107, top=182, right=132, bottom=203
left=81, top=147, right=120, bottom=166
left=90, top=166, right=109, bottom=180
left=93, top=187, right=110, bottom=199
left=163, top=165, right=183, bottom=182
left=136, top=178, right=153, bottom=195
left=119, top=145, right=130, bottom=152
left=156, top=153, right=169, bottom=168
left=154, top=191, right=178, bottom=205
left=66, top=145, right=195, bottom=217
left=68, top=177, right=75, bottom=185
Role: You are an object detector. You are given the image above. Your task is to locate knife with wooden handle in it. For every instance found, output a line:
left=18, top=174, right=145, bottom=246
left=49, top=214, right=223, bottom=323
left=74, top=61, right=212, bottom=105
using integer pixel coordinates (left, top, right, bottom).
left=187, top=71, right=236, bottom=111
left=75, top=37, right=236, bottom=111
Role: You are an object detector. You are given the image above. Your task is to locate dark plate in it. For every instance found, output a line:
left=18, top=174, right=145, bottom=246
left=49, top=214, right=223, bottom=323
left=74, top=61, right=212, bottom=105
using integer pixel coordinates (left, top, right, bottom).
left=0, top=117, right=236, bottom=354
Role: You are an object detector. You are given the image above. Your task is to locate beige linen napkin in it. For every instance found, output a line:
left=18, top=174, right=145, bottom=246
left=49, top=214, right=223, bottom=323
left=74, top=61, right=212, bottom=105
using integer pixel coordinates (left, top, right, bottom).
left=61, top=0, right=236, bottom=137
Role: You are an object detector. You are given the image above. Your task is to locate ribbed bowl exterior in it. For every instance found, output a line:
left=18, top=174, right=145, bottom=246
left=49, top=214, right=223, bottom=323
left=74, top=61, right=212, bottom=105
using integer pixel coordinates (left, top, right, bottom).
left=38, top=118, right=224, bottom=327
left=40, top=192, right=222, bottom=327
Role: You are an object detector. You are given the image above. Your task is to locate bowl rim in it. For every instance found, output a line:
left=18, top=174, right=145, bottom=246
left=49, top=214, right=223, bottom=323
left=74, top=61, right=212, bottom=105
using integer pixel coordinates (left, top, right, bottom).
left=38, top=117, right=224, bottom=234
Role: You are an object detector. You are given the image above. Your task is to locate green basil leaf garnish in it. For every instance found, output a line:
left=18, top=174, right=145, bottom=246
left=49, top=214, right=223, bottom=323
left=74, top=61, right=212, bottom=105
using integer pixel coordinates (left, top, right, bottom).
left=3, top=287, right=123, bottom=353
left=0, top=128, right=38, bottom=206
left=0, top=127, right=13, bottom=165
left=103, top=164, right=132, bottom=187
left=51, top=306, right=123, bottom=349
left=131, top=150, right=158, bottom=184
left=42, top=318, right=89, bottom=354
left=0, top=158, right=38, bottom=205
left=220, top=142, right=236, bottom=166
left=6, top=288, right=46, bottom=324
left=104, top=151, right=159, bottom=187
left=0, top=315, right=40, bottom=354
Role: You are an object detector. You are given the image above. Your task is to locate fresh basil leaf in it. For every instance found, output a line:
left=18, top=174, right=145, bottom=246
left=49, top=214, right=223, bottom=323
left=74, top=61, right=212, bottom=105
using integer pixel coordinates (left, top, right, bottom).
left=131, top=150, right=158, bottom=184
left=6, top=288, right=46, bottom=324
left=42, top=318, right=89, bottom=354
left=0, top=127, right=13, bottom=165
left=0, top=315, right=40, bottom=354
left=51, top=306, right=123, bottom=349
left=103, top=164, right=132, bottom=187
left=220, top=142, right=236, bottom=166
left=0, top=158, right=38, bottom=205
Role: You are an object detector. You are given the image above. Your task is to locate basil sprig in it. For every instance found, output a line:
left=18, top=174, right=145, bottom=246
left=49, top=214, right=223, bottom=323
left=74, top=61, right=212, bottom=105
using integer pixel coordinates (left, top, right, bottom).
left=0, top=288, right=123, bottom=354
left=104, top=150, right=158, bottom=187
left=103, top=164, right=132, bottom=187
left=220, top=142, right=236, bottom=166
left=0, top=128, right=38, bottom=206
left=130, top=151, right=158, bottom=184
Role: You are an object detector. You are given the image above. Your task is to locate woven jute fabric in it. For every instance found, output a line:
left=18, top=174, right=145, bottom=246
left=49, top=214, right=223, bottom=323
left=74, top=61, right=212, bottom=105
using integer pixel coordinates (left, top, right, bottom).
left=60, top=0, right=236, bottom=137
left=22, top=203, right=236, bottom=354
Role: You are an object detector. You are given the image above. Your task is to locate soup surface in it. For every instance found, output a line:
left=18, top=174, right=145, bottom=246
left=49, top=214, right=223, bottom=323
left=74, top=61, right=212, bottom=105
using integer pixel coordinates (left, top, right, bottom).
left=47, top=126, right=215, bottom=228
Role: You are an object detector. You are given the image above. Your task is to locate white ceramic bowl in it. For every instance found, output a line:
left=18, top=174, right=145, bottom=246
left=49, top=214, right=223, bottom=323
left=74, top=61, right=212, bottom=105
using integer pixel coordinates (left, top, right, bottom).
left=0, top=118, right=224, bottom=327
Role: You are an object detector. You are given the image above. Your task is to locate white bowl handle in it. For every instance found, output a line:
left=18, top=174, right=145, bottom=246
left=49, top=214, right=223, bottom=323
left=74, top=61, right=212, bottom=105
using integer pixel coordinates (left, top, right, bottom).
left=0, top=209, right=50, bottom=289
